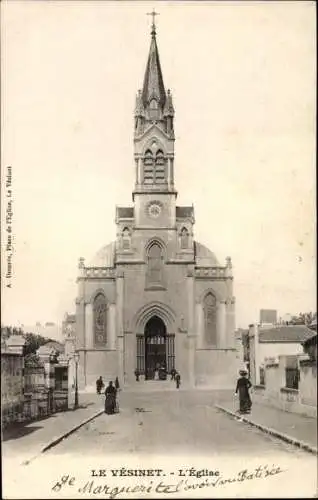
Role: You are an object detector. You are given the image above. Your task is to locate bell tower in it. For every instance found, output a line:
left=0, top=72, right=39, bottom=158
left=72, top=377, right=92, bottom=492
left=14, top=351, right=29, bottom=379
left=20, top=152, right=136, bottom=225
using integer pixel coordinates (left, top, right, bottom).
left=133, top=12, right=177, bottom=228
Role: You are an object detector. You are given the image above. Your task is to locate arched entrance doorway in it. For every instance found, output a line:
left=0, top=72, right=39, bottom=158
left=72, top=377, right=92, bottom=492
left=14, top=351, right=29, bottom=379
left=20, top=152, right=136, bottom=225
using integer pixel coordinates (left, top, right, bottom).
left=135, top=315, right=175, bottom=380
left=145, top=316, right=166, bottom=380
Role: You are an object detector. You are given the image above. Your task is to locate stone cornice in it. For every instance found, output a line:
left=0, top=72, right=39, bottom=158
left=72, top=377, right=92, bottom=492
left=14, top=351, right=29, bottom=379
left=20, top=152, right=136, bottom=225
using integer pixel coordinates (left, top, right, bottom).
left=132, top=189, right=178, bottom=201
left=195, top=347, right=237, bottom=351
left=77, top=267, right=116, bottom=280
left=132, top=226, right=177, bottom=231
left=194, top=267, right=230, bottom=280
left=115, top=260, right=145, bottom=265
left=76, top=348, right=117, bottom=352
left=166, top=259, right=195, bottom=265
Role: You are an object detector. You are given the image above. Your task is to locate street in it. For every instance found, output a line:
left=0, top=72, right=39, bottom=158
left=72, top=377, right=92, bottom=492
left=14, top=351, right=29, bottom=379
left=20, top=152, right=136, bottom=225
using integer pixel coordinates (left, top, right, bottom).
left=3, top=390, right=317, bottom=499
left=46, top=390, right=307, bottom=457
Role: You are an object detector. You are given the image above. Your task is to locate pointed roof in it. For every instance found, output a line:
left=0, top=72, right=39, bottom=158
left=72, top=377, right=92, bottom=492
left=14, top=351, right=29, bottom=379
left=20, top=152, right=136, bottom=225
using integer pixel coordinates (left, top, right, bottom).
left=142, top=26, right=166, bottom=109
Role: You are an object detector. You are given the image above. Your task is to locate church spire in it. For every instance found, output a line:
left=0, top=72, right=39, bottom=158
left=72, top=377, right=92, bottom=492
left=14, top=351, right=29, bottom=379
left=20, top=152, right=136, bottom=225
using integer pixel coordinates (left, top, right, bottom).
left=142, top=10, right=166, bottom=109
left=133, top=12, right=176, bottom=199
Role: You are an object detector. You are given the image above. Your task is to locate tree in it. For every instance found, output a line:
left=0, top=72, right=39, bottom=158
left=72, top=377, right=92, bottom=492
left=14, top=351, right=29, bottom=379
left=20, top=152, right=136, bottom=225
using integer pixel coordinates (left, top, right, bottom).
left=23, top=332, right=54, bottom=356
left=24, top=352, right=42, bottom=367
left=1, top=326, right=24, bottom=340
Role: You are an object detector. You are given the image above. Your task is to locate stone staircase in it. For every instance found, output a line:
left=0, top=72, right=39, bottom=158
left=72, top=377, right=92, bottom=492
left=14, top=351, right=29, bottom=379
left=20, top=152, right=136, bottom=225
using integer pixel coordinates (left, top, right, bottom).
left=124, top=379, right=178, bottom=392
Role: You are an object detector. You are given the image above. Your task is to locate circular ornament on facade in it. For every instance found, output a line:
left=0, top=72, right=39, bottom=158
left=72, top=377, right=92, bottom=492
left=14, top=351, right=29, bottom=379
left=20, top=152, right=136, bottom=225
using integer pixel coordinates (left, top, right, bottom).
left=147, top=201, right=162, bottom=218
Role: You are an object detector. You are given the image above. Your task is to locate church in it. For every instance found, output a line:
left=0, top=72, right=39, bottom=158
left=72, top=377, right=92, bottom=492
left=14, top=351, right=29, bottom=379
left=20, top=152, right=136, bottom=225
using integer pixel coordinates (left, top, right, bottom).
left=74, top=17, right=240, bottom=390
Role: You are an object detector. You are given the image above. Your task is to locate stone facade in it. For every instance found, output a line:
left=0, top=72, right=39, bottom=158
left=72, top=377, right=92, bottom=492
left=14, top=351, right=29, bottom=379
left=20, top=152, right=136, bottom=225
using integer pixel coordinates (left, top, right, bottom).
left=75, top=22, right=240, bottom=390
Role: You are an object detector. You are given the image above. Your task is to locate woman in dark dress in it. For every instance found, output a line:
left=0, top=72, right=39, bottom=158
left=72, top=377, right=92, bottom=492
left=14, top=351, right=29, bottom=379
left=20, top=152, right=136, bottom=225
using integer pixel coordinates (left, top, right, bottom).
left=104, top=381, right=117, bottom=414
left=235, top=370, right=252, bottom=414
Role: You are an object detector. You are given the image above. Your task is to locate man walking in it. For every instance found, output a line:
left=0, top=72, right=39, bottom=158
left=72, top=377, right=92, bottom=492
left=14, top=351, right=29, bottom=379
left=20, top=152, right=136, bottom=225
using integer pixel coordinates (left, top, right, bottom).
left=175, top=371, right=181, bottom=389
left=96, top=376, right=104, bottom=394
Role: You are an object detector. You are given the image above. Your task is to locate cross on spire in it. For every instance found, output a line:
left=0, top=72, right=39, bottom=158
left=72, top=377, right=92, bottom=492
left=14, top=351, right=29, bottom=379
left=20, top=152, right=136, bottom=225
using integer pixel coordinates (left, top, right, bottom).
left=147, top=9, right=159, bottom=36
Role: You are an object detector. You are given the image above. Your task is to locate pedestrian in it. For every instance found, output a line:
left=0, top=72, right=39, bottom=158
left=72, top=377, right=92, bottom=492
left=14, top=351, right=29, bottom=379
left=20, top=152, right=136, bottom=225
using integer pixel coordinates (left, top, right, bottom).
left=159, top=365, right=167, bottom=380
left=235, top=369, right=252, bottom=414
left=115, top=376, right=120, bottom=391
left=104, top=381, right=117, bottom=414
left=96, top=376, right=104, bottom=394
left=134, top=368, right=140, bottom=382
left=175, top=371, right=181, bottom=389
left=170, top=367, right=176, bottom=381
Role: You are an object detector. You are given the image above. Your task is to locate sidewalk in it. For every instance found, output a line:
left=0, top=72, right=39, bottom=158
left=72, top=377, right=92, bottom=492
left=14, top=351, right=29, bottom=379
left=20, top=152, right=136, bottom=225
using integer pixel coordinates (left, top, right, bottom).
left=2, top=392, right=104, bottom=461
left=215, top=398, right=317, bottom=454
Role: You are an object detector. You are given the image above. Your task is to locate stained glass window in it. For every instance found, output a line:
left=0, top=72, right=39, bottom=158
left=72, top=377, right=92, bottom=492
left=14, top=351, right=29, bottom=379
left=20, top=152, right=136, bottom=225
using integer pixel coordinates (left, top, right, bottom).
left=93, top=293, right=107, bottom=346
left=204, top=293, right=217, bottom=345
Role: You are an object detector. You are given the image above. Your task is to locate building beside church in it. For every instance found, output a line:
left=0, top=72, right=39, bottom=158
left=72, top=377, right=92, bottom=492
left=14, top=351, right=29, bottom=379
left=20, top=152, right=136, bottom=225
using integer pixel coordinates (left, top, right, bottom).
left=75, top=19, right=240, bottom=390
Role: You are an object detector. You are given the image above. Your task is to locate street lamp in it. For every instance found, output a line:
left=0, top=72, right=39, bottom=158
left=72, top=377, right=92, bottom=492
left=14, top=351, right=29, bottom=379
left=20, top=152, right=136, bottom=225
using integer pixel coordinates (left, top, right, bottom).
left=74, top=351, right=80, bottom=409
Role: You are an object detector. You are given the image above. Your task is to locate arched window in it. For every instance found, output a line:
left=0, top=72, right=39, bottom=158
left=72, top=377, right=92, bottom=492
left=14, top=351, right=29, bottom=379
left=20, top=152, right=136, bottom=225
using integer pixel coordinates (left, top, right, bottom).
left=147, top=243, right=164, bottom=285
left=122, top=227, right=130, bottom=250
left=93, top=293, right=107, bottom=346
left=203, top=293, right=217, bottom=345
left=144, top=149, right=154, bottom=184
left=155, top=150, right=165, bottom=165
left=180, top=227, right=189, bottom=249
left=154, top=150, right=165, bottom=183
left=144, top=149, right=153, bottom=165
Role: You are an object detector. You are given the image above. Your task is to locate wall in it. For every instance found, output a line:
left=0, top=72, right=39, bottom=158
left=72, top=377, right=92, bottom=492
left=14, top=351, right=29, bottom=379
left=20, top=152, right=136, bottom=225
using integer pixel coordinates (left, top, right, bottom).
left=253, top=355, right=317, bottom=418
left=299, top=362, right=317, bottom=408
left=24, top=366, right=45, bottom=392
left=1, top=353, right=25, bottom=425
left=259, top=342, right=304, bottom=359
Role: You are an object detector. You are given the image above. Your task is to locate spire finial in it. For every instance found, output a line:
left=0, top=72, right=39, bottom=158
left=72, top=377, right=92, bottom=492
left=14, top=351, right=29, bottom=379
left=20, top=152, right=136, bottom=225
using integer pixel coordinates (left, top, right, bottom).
left=147, top=9, right=159, bottom=37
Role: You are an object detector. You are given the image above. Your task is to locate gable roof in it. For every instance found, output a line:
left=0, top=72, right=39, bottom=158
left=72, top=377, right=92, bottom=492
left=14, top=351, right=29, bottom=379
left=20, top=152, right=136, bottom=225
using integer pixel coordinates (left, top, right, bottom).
left=259, top=325, right=315, bottom=343
left=44, top=340, right=64, bottom=353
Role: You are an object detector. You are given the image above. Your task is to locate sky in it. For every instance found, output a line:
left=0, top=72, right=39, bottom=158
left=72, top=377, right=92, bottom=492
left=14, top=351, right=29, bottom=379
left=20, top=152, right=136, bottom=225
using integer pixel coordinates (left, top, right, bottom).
left=1, top=1, right=316, bottom=338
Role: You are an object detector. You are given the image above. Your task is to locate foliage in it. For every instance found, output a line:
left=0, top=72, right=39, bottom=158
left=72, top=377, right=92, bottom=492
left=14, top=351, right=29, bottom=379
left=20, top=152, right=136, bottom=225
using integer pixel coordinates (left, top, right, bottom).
left=24, top=352, right=43, bottom=367
left=23, top=332, right=54, bottom=356
left=1, top=326, right=23, bottom=340
left=1, top=326, right=55, bottom=355
left=290, top=312, right=317, bottom=326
